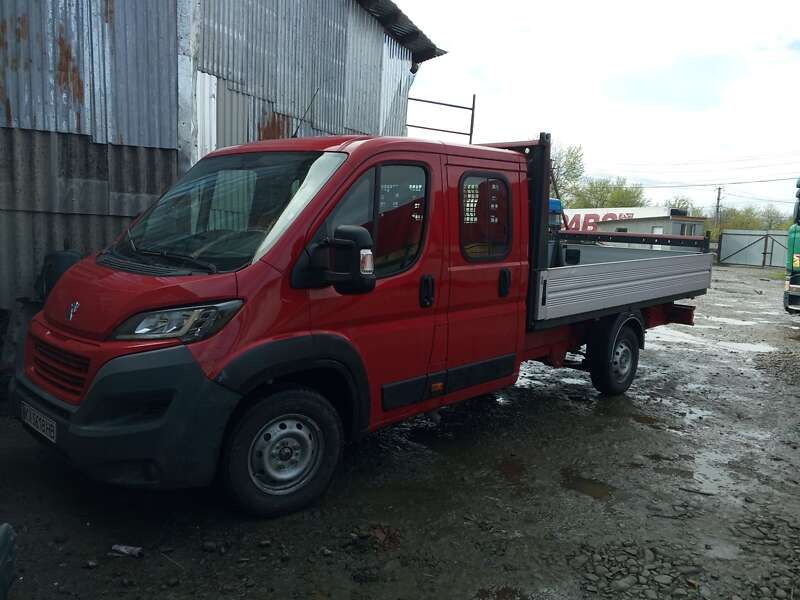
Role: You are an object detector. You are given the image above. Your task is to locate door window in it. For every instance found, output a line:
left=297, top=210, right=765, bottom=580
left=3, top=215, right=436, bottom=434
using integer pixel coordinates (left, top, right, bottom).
left=460, top=174, right=511, bottom=260
left=326, top=170, right=375, bottom=235
left=319, top=164, right=427, bottom=278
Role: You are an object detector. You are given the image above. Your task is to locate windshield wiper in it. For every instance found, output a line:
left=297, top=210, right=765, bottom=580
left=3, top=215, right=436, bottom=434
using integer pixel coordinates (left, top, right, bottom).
left=137, top=248, right=218, bottom=273
left=126, top=228, right=138, bottom=253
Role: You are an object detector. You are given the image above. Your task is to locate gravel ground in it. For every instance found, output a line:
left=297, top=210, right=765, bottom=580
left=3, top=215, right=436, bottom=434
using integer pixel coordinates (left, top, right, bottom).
left=1, top=265, right=799, bottom=600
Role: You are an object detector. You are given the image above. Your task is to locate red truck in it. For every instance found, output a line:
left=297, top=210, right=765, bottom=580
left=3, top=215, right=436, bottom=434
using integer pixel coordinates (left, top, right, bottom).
left=11, top=134, right=712, bottom=516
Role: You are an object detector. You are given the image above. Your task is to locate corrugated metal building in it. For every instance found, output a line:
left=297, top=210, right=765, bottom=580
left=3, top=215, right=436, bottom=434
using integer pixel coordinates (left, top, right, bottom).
left=0, top=0, right=443, bottom=312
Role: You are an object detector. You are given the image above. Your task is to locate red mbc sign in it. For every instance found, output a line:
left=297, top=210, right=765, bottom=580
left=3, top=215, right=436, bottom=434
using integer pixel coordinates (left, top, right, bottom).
left=565, top=211, right=635, bottom=232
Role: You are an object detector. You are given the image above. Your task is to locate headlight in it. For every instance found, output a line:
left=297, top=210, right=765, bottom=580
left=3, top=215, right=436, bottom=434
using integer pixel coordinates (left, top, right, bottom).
left=112, top=300, right=242, bottom=342
left=787, top=279, right=791, bottom=292
left=793, top=254, right=800, bottom=269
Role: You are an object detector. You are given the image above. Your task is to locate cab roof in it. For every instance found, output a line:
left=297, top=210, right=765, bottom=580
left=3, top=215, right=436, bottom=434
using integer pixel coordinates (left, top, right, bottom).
left=207, top=135, right=526, bottom=164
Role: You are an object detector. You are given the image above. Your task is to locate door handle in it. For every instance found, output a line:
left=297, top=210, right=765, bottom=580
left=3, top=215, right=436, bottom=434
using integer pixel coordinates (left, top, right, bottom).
left=498, top=268, right=511, bottom=298
left=420, top=275, right=435, bottom=308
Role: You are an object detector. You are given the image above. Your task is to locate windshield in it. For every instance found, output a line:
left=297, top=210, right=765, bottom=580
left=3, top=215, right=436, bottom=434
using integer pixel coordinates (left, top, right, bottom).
left=114, top=151, right=346, bottom=272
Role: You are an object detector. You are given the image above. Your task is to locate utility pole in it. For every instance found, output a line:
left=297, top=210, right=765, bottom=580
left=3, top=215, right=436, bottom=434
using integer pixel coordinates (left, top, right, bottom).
left=714, top=186, right=722, bottom=228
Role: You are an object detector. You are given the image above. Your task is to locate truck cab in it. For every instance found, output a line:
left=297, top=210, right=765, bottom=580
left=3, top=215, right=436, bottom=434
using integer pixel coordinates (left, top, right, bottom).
left=12, top=135, right=711, bottom=516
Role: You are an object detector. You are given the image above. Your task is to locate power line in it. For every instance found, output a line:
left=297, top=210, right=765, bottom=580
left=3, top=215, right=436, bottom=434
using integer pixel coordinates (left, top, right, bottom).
left=616, top=160, right=800, bottom=174
left=583, top=175, right=798, bottom=190
left=614, top=151, right=800, bottom=168
left=725, top=192, right=795, bottom=204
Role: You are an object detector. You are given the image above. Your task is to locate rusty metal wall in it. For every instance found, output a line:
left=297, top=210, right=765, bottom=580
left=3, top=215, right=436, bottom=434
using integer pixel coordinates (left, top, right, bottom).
left=0, top=0, right=178, bottom=148
left=0, top=0, right=416, bottom=310
left=0, top=128, right=177, bottom=310
left=197, top=0, right=414, bottom=149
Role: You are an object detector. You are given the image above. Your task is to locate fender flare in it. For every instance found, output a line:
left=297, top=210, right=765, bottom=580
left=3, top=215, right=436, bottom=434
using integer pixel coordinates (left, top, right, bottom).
left=613, top=310, right=645, bottom=350
left=214, top=334, right=370, bottom=437
left=588, top=310, right=645, bottom=363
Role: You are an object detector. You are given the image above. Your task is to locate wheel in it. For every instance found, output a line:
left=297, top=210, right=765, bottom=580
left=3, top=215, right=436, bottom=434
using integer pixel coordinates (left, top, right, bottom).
left=221, top=388, right=343, bottom=517
left=588, top=325, right=640, bottom=395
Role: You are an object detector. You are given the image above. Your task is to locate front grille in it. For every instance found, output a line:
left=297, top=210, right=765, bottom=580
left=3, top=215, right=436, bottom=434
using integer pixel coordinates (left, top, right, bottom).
left=33, top=340, right=89, bottom=398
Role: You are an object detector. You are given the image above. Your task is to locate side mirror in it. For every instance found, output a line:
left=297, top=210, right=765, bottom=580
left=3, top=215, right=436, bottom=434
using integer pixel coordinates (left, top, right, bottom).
left=293, top=225, right=376, bottom=294
left=795, top=178, right=800, bottom=223
left=328, top=225, right=376, bottom=295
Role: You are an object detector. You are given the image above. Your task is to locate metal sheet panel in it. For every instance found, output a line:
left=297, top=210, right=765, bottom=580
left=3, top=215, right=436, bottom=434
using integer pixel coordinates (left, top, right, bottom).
left=0, top=0, right=93, bottom=134
left=196, top=70, right=217, bottom=160
left=215, top=80, right=334, bottom=150
left=197, top=0, right=413, bottom=146
left=344, top=0, right=383, bottom=134
left=380, top=34, right=412, bottom=135
left=533, top=253, right=714, bottom=321
left=0, top=128, right=177, bottom=310
left=0, top=210, right=130, bottom=305
left=100, top=0, right=178, bottom=147
left=0, top=0, right=177, bottom=148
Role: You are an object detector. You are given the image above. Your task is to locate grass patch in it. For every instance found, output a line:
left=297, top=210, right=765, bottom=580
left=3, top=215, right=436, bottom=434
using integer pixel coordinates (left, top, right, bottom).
left=766, top=269, right=787, bottom=281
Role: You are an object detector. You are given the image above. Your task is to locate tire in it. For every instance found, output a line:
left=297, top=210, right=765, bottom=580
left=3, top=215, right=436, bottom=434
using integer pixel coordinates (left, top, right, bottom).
left=221, top=387, right=343, bottom=517
left=588, top=325, right=640, bottom=396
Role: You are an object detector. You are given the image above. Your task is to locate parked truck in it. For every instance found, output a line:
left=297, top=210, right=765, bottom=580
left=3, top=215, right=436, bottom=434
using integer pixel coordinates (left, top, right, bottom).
left=785, top=178, right=800, bottom=313
left=11, top=134, right=712, bottom=516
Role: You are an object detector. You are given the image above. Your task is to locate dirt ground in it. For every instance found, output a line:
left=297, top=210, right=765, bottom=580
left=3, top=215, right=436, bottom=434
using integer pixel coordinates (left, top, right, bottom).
left=2, top=265, right=799, bottom=600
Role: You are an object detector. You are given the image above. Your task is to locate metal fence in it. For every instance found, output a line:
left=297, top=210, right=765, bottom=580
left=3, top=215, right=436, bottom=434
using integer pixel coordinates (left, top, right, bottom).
left=718, top=229, right=787, bottom=267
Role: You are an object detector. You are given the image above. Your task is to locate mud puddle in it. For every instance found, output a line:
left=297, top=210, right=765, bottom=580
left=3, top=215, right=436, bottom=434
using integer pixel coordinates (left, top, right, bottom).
left=692, top=448, right=738, bottom=496
left=560, top=468, right=616, bottom=500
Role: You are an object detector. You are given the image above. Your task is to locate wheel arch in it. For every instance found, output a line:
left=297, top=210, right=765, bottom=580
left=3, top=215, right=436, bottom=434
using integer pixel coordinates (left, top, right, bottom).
left=215, top=334, right=370, bottom=441
left=588, top=310, right=646, bottom=358
left=615, top=311, right=645, bottom=349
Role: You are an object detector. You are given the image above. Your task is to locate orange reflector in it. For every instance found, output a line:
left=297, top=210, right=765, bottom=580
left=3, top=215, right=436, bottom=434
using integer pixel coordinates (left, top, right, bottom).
left=431, top=382, right=444, bottom=393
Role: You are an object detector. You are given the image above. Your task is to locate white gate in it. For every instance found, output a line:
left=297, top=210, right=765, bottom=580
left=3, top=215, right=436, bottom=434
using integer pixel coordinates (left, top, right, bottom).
left=718, top=229, right=787, bottom=267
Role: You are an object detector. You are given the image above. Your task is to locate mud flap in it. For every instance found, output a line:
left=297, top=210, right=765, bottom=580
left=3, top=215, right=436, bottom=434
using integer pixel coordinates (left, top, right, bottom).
left=667, top=304, right=696, bottom=326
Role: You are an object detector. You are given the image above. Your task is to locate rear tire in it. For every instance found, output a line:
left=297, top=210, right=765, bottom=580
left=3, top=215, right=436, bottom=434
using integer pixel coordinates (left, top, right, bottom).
left=222, top=388, right=343, bottom=517
left=588, top=326, right=640, bottom=395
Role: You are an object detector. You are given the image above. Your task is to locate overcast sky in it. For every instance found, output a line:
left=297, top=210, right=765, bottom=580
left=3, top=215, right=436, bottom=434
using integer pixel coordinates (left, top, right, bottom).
left=401, top=0, right=800, bottom=215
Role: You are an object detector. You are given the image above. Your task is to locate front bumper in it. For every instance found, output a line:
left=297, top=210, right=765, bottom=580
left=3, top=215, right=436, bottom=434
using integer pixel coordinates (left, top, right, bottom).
left=12, top=345, right=240, bottom=488
left=784, top=284, right=800, bottom=313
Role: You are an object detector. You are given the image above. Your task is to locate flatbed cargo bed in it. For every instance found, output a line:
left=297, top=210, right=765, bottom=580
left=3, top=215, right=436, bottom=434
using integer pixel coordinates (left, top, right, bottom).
left=487, top=135, right=712, bottom=330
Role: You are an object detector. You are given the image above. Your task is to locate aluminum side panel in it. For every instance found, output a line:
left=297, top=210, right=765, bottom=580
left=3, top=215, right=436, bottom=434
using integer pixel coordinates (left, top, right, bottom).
left=533, top=253, right=713, bottom=321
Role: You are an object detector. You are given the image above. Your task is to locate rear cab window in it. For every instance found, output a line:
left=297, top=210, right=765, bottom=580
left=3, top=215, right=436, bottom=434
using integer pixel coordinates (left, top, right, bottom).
left=459, top=173, right=511, bottom=261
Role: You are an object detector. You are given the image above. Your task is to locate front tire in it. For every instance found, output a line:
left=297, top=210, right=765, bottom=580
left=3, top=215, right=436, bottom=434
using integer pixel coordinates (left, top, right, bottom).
left=222, top=388, right=343, bottom=517
left=588, top=326, right=640, bottom=395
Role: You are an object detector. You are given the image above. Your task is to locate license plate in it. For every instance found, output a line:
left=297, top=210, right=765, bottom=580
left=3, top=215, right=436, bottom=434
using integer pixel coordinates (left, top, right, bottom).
left=20, top=402, right=57, bottom=443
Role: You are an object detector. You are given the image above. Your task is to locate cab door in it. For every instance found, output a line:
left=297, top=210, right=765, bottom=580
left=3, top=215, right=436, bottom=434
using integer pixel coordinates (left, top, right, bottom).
left=309, top=152, right=446, bottom=427
left=443, top=165, right=524, bottom=394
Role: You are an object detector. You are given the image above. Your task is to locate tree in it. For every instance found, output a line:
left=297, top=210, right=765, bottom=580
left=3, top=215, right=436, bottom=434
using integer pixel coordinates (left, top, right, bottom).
left=550, top=144, right=584, bottom=202
left=566, top=177, right=648, bottom=209
left=719, top=206, right=763, bottom=230
left=761, top=204, right=792, bottom=230
left=689, top=206, right=707, bottom=218
left=665, top=196, right=693, bottom=212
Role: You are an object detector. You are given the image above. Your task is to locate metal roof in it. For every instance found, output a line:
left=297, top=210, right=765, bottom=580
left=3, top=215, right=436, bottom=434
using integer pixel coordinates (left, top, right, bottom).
left=356, top=0, right=446, bottom=63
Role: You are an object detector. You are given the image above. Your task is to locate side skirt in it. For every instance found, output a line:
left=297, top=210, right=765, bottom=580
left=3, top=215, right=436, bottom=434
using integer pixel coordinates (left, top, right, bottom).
left=381, top=354, right=516, bottom=411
